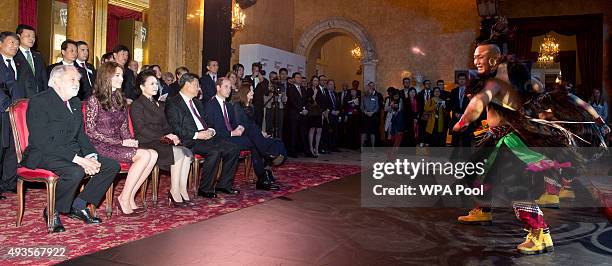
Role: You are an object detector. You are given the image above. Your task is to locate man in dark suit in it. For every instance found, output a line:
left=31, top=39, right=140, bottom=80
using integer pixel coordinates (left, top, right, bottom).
left=286, top=72, right=308, bottom=157
left=244, top=62, right=268, bottom=127
left=450, top=73, right=472, bottom=147
left=75, top=41, right=95, bottom=100
left=165, top=73, right=241, bottom=198
left=22, top=65, right=120, bottom=232
left=168, top=66, right=188, bottom=98
left=199, top=59, right=218, bottom=102
left=323, top=79, right=341, bottom=152
left=15, top=24, right=47, bottom=98
left=112, top=45, right=137, bottom=101
left=46, top=39, right=92, bottom=101
left=205, top=77, right=281, bottom=190
left=0, top=32, right=27, bottom=198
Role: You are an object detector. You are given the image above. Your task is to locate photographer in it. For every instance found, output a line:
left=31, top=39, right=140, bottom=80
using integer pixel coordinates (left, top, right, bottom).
left=423, top=87, right=447, bottom=147
left=246, top=63, right=268, bottom=127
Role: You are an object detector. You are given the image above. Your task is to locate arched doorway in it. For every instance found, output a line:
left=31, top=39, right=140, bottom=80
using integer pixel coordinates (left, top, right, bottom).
left=295, top=17, right=377, bottom=89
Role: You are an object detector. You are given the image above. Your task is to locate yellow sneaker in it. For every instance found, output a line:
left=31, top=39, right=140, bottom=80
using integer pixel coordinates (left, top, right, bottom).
left=457, top=208, right=492, bottom=225
left=535, top=193, right=560, bottom=209
left=517, top=228, right=554, bottom=255
left=559, top=188, right=576, bottom=200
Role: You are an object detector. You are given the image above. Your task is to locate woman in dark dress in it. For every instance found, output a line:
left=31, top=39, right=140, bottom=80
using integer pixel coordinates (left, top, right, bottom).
left=131, top=70, right=194, bottom=207
left=85, top=62, right=158, bottom=215
left=233, top=83, right=287, bottom=169
left=402, top=87, right=420, bottom=146
left=306, top=76, right=323, bottom=157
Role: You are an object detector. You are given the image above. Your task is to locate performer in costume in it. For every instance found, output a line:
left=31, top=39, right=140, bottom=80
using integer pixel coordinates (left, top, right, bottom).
left=452, top=17, right=598, bottom=255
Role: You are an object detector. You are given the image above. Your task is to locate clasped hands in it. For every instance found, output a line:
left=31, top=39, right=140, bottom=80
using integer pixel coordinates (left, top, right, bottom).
left=74, top=156, right=101, bottom=176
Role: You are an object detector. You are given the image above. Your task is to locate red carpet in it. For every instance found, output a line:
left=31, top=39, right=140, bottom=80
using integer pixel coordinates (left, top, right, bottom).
left=0, top=162, right=360, bottom=265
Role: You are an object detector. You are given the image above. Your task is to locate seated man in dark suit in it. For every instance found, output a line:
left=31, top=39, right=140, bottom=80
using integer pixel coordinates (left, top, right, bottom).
left=46, top=39, right=92, bottom=101
left=22, top=65, right=120, bottom=232
left=165, top=73, right=241, bottom=198
left=199, top=59, right=218, bottom=102
left=205, top=77, right=283, bottom=191
left=15, top=24, right=48, bottom=98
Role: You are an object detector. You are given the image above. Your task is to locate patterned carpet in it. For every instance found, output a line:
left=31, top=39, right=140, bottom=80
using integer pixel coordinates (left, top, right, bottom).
left=0, top=162, right=360, bottom=265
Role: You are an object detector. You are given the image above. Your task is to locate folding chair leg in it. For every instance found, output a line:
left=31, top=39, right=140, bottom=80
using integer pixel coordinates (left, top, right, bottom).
left=105, top=183, right=114, bottom=219
left=46, top=180, right=57, bottom=233
left=244, top=156, right=253, bottom=183
left=141, top=178, right=148, bottom=209
left=191, top=160, right=200, bottom=198
left=16, top=179, right=24, bottom=227
left=151, top=165, right=160, bottom=207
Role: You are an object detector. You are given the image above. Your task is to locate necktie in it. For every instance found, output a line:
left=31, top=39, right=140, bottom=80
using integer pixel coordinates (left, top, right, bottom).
left=5, top=59, right=16, bottom=80
left=425, top=90, right=430, bottom=103
left=212, top=74, right=216, bottom=82
left=329, top=90, right=336, bottom=108
left=25, top=51, right=35, bottom=75
left=222, top=102, right=232, bottom=131
left=459, top=87, right=464, bottom=109
left=189, top=99, right=207, bottom=129
left=65, top=101, right=72, bottom=113
left=80, top=62, right=92, bottom=86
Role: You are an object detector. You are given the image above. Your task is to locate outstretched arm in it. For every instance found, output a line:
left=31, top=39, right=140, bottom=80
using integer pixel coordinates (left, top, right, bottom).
left=453, top=80, right=500, bottom=132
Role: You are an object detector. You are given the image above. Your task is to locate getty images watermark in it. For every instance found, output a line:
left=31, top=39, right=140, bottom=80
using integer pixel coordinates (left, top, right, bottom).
left=371, top=158, right=486, bottom=197
left=360, top=147, right=610, bottom=208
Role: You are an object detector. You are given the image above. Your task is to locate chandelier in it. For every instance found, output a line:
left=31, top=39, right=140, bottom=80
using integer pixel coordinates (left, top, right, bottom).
left=536, top=34, right=559, bottom=68
left=231, top=3, right=246, bottom=34
left=351, top=45, right=362, bottom=60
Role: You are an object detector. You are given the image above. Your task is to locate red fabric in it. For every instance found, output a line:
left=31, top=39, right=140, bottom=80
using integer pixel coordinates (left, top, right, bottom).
left=119, top=162, right=131, bottom=172
left=106, top=4, right=143, bottom=52
left=195, top=151, right=250, bottom=159
left=16, top=167, right=57, bottom=180
left=18, top=0, right=37, bottom=29
left=513, top=202, right=547, bottom=229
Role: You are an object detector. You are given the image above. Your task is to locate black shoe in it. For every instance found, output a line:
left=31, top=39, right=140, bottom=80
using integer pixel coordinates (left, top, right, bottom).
left=43, top=208, right=65, bottom=233
left=319, top=149, right=329, bottom=154
left=265, top=169, right=277, bottom=183
left=68, top=208, right=101, bottom=224
left=0, top=193, right=5, bottom=200
left=197, top=191, right=217, bottom=198
left=215, top=188, right=240, bottom=194
left=256, top=181, right=280, bottom=191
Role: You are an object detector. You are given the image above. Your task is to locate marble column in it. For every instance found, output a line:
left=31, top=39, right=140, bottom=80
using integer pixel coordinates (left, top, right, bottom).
left=362, top=59, right=378, bottom=88
left=0, top=0, right=18, bottom=32
left=67, top=0, right=95, bottom=47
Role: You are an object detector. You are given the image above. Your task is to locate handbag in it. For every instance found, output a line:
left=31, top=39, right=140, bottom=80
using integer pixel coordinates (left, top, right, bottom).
left=160, top=136, right=174, bottom=145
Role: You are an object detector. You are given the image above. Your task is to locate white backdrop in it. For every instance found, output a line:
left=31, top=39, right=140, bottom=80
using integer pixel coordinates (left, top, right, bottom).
left=239, top=44, right=306, bottom=76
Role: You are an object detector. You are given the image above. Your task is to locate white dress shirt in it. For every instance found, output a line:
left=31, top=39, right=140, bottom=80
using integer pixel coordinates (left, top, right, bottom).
left=180, top=92, right=215, bottom=139
left=2, top=54, right=17, bottom=80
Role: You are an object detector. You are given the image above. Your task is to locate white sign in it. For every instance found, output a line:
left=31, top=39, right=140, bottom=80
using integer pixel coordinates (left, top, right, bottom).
left=239, top=44, right=306, bottom=76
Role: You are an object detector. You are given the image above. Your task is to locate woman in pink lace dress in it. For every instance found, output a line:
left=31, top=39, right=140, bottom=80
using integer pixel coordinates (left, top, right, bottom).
left=85, top=62, right=158, bottom=215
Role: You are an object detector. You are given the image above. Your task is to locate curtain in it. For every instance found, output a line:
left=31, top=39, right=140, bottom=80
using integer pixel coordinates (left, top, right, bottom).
left=559, top=51, right=576, bottom=90
left=106, top=4, right=142, bottom=52
left=508, top=14, right=603, bottom=96
left=19, top=0, right=38, bottom=29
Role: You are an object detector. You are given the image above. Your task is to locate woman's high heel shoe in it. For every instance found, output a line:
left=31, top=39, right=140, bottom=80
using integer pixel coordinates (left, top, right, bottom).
left=116, top=202, right=138, bottom=217
left=181, top=195, right=196, bottom=207
left=168, top=193, right=185, bottom=208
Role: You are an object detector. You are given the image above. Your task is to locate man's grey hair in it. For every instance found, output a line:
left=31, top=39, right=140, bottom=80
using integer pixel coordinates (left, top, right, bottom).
left=48, top=65, right=81, bottom=87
